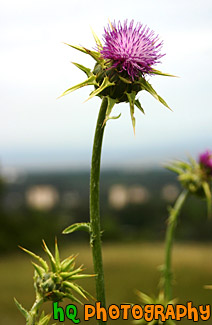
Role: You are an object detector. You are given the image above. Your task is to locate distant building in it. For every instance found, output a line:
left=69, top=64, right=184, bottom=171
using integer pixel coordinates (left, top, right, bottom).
left=26, top=185, right=59, bottom=210
left=109, top=184, right=150, bottom=209
left=161, top=184, right=179, bottom=202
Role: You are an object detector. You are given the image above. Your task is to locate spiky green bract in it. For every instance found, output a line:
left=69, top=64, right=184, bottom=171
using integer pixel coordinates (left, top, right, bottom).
left=166, top=157, right=212, bottom=217
left=60, top=26, right=174, bottom=133
left=16, top=240, right=94, bottom=325
left=28, top=240, right=93, bottom=303
left=134, top=290, right=177, bottom=325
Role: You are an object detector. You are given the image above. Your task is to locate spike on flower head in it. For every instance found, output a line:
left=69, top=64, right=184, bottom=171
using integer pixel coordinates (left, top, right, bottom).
left=199, top=150, right=212, bottom=176
left=100, top=20, right=165, bottom=80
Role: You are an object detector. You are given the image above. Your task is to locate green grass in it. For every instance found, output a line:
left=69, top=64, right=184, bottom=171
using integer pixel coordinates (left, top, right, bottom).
left=0, top=242, right=212, bottom=324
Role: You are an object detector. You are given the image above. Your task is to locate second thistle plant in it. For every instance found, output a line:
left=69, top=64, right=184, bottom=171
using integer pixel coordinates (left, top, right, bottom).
left=163, top=151, right=212, bottom=301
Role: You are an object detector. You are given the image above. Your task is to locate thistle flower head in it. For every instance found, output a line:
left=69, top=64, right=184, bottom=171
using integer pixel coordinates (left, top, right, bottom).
left=199, top=150, right=212, bottom=176
left=101, top=20, right=164, bottom=80
left=60, top=20, right=174, bottom=132
left=166, top=153, right=212, bottom=217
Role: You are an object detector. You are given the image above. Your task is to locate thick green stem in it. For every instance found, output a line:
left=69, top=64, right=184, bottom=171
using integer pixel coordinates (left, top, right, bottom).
left=89, top=97, right=107, bottom=322
left=164, top=189, right=188, bottom=301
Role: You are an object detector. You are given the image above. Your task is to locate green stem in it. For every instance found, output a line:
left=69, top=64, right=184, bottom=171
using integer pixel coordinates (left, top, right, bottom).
left=89, top=97, right=107, bottom=322
left=27, top=297, right=44, bottom=325
left=164, top=189, right=188, bottom=301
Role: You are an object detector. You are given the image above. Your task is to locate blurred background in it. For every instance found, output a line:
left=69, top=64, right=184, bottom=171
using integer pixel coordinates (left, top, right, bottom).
left=1, top=0, right=212, bottom=324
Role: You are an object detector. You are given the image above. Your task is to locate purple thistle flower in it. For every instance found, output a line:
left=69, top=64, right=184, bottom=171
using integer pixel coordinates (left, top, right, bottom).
left=100, top=20, right=165, bottom=80
left=199, top=150, right=212, bottom=175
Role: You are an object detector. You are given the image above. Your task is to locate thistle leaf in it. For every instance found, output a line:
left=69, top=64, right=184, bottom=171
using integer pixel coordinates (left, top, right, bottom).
left=65, top=293, right=83, bottom=305
left=64, top=43, right=88, bottom=54
left=135, top=99, right=145, bottom=114
left=83, top=48, right=102, bottom=62
left=103, top=97, right=117, bottom=125
left=84, top=77, right=115, bottom=102
left=135, top=290, right=153, bottom=304
left=60, top=266, right=84, bottom=279
left=54, top=238, right=61, bottom=270
left=63, top=281, right=87, bottom=300
left=75, top=283, right=95, bottom=299
left=139, top=78, right=172, bottom=111
left=165, top=165, right=182, bottom=175
left=69, top=274, right=96, bottom=280
left=58, top=75, right=97, bottom=98
left=42, top=240, right=57, bottom=272
left=64, top=43, right=102, bottom=62
left=71, top=62, right=91, bottom=77
left=38, top=313, right=52, bottom=325
left=61, top=255, right=76, bottom=272
left=19, top=246, right=48, bottom=272
left=151, top=69, right=177, bottom=78
left=32, top=262, right=45, bottom=278
left=106, top=113, right=121, bottom=121
left=90, top=27, right=102, bottom=49
left=63, top=222, right=91, bottom=234
left=118, top=75, right=132, bottom=84
left=126, top=92, right=136, bottom=134
left=14, top=298, right=29, bottom=319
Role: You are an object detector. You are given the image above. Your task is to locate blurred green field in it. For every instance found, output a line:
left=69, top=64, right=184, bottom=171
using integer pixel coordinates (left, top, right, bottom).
left=1, top=242, right=212, bottom=324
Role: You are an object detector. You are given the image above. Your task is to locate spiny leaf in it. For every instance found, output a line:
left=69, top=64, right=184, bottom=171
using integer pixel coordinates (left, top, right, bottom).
left=103, top=97, right=117, bottom=125
left=71, top=62, right=91, bottom=77
left=64, top=43, right=102, bottom=62
left=54, top=238, right=61, bottom=270
left=126, top=92, right=136, bottom=134
left=90, top=27, right=102, bottom=49
left=83, top=48, right=102, bottom=62
left=188, top=155, right=199, bottom=168
left=61, top=255, right=76, bottom=272
left=64, top=43, right=88, bottom=54
left=106, top=113, right=121, bottom=122
left=151, top=69, right=178, bottom=78
left=69, top=274, right=96, bottom=280
left=63, top=282, right=87, bottom=300
left=118, top=75, right=132, bottom=84
left=65, top=293, right=83, bottom=305
left=135, top=99, right=145, bottom=114
left=165, top=165, right=182, bottom=175
left=60, top=266, right=84, bottom=279
left=14, top=298, right=29, bottom=319
left=74, top=283, right=95, bottom=300
left=139, top=78, right=172, bottom=111
left=42, top=240, right=57, bottom=273
left=135, top=290, right=153, bottom=304
left=32, top=262, right=45, bottom=278
left=38, top=313, right=52, bottom=325
left=84, top=77, right=115, bottom=102
left=63, top=222, right=90, bottom=234
left=19, top=246, right=48, bottom=272
left=58, top=75, right=97, bottom=98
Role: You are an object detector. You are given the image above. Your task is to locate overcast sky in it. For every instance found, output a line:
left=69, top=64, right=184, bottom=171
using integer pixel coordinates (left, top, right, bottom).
left=1, top=0, right=212, bottom=170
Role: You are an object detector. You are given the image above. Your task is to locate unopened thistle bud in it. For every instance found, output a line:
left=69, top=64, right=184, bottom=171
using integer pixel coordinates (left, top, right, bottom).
left=15, top=240, right=94, bottom=324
